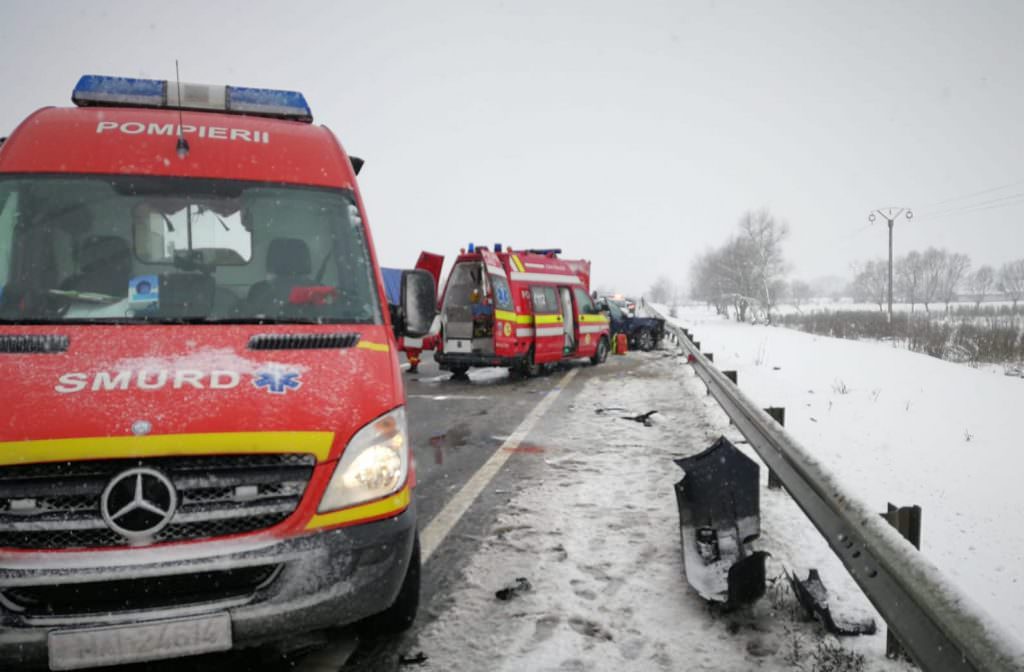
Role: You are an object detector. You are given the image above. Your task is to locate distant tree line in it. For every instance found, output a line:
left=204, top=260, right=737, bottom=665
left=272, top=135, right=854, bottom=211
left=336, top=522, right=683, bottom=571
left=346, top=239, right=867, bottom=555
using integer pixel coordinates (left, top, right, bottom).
left=850, top=249, right=1024, bottom=312
left=688, top=209, right=790, bottom=322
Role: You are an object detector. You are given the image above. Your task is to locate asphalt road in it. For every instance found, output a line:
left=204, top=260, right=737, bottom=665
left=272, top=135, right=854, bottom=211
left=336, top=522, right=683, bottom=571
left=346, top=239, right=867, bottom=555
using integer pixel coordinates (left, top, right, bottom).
left=92, top=352, right=644, bottom=672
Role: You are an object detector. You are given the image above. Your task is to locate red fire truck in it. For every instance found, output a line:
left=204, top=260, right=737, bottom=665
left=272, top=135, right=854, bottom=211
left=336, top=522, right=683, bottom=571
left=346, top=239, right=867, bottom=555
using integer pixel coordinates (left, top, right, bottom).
left=435, top=245, right=610, bottom=376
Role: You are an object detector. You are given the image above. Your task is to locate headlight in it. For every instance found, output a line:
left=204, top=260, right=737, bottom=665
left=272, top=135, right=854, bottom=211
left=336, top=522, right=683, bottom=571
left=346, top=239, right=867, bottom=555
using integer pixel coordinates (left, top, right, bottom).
left=318, top=407, right=409, bottom=513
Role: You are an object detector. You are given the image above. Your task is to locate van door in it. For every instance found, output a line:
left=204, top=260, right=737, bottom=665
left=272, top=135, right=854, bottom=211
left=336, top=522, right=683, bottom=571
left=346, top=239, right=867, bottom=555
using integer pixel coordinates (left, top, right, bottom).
left=530, top=285, right=562, bottom=363
left=559, top=286, right=577, bottom=354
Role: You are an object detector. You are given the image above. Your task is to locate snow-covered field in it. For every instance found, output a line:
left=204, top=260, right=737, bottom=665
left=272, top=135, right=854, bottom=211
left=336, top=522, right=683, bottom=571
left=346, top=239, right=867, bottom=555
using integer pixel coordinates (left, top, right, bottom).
left=413, top=354, right=912, bottom=671
left=665, top=305, right=1024, bottom=645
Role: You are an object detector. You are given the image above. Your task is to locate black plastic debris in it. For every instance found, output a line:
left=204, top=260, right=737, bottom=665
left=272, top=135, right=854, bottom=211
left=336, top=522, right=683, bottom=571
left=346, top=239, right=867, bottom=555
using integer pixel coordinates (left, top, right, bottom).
left=622, top=410, right=658, bottom=426
left=674, top=436, right=767, bottom=608
left=787, top=568, right=877, bottom=636
left=495, top=577, right=532, bottom=601
left=399, top=652, right=429, bottom=666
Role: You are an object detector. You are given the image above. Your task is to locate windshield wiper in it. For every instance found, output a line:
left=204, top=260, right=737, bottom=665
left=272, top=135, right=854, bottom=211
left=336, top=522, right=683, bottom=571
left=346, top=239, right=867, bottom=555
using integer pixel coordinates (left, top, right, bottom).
left=47, top=289, right=123, bottom=304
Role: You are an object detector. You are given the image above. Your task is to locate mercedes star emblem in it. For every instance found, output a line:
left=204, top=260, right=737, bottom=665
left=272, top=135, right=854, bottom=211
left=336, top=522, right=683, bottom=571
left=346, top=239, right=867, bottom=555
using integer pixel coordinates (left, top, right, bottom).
left=100, top=467, right=178, bottom=542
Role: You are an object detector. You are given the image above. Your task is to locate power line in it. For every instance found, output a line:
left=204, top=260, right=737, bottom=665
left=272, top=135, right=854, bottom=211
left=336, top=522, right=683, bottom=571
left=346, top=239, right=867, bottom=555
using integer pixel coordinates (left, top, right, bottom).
left=918, top=178, right=1024, bottom=210
left=918, top=191, right=1024, bottom=220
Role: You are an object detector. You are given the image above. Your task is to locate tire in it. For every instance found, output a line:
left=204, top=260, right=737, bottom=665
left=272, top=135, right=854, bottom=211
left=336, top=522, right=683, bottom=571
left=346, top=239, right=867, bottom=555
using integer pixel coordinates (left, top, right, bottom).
left=449, top=365, right=469, bottom=378
left=360, top=534, right=420, bottom=635
left=520, top=350, right=542, bottom=377
left=636, top=329, right=655, bottom=352
left=590, top=337, right=609, bottom=365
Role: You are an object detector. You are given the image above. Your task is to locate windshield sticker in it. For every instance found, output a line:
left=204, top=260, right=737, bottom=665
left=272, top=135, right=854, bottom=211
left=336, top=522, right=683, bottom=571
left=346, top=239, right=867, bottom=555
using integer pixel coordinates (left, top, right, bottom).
left=128, top=275, right=159, bottom=313
left=252, top=366, right=303, bottom=394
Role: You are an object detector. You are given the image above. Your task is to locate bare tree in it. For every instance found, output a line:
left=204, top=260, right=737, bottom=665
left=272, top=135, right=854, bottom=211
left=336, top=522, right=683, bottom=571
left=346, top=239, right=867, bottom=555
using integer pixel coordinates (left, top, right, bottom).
left=939, top=252, right=971, bottom=311
left=967, top=265, right=995, bottom=309
left=851, top=260, right=888, bottom=311
left=687, top=209, right=790, bottom=323
left=789, top=279, right=812, bottom=312
left=895, top=251, right=924, bottom=312
left=737, top=209, right=790, bottom=320
left=647, top=275, right=674, bottom=304
left=919, top=247, right=947, bottom=314
left=999, top=259, right=1024, bottom=309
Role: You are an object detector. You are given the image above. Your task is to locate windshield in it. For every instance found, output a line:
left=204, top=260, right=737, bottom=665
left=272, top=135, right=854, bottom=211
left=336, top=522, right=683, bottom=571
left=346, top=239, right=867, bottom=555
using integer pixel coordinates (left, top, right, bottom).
left=0, top=176, right=381, bottom=324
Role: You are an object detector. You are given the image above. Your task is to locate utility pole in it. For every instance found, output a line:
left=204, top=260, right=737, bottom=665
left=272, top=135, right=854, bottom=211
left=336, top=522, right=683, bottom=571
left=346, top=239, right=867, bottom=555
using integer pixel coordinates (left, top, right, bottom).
left=868, top=207, right=913, bottom=326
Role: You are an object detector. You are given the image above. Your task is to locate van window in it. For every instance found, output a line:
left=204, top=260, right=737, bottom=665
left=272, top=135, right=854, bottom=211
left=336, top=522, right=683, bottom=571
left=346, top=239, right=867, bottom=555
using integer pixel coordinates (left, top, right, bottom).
left=444, top=262, right=484, bottom=309
left=490, top=274, right=514, bottom=311
left=574, top=287, right=597, bottom=314
left=0, top=176, right=381, bottom=325
left=0, top=187, right=16, bottom=287
left=531, top=286, right=558, bottom=314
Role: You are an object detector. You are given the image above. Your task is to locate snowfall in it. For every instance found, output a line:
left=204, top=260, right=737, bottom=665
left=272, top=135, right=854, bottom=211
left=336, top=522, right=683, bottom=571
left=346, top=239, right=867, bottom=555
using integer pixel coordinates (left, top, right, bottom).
left=400, top=302, right=1024, bottom=671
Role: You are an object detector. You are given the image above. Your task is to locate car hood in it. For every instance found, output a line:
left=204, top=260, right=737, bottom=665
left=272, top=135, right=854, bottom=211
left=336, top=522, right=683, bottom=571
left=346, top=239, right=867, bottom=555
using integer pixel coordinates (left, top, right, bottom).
left=0, top=324, right=402, bottom=462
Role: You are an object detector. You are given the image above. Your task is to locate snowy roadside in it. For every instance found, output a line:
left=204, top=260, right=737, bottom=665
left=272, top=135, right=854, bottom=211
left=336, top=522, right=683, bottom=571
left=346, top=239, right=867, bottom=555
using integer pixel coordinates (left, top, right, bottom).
left=664, top=304, right=1024, bottom=647
left=410, top=353, right=911, bottom=672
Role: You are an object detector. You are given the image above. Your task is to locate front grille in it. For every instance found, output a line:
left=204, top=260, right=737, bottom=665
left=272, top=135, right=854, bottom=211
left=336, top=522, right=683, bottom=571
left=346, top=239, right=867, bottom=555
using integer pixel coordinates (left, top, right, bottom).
left=2, top=565, right=279, bottom=616
left=0, top=334, right=69, bottom=353
left=0, top=454, right=315, bottom=549
left=248, top=332, right=361, bottom=350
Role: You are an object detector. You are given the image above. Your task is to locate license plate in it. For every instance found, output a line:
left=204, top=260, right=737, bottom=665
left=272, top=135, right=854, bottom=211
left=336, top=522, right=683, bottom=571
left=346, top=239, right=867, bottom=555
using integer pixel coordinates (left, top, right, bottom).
left=48, top=612, right=232, bottom=670
left=446, top=338, right=471, bottom=353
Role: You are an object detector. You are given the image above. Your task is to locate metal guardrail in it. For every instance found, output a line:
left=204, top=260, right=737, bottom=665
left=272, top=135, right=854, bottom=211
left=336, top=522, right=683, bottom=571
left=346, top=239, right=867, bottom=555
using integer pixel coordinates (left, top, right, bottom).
left=650, top=307, right=1024, bottom=672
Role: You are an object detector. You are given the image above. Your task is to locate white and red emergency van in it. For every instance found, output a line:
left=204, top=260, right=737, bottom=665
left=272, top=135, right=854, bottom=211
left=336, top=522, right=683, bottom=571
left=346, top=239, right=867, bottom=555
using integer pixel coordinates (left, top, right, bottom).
left=435, top=245, right=610, bottom=376
left=0, top=75, right=436, bottom=670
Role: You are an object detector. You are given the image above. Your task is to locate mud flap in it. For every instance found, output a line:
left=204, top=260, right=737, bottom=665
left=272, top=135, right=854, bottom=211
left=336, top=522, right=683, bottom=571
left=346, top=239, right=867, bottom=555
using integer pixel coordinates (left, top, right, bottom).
left=674, top=436, right=767, bottom=608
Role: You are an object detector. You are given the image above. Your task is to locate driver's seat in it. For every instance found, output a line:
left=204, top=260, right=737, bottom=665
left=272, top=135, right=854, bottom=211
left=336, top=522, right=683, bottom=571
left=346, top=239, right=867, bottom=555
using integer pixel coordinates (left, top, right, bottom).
left=245, top=238, right=313, bottom=315
left=62, top=235, right=132, bottom=297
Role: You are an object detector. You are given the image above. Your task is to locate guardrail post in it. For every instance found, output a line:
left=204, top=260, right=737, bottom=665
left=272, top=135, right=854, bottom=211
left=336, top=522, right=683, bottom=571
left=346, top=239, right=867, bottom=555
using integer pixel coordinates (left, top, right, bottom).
left=763, top=407, right=785, bottom=490
left=723, top=370, right=737, bottom=384
left=693, top=341, right=701, bottom=351
left=705, top=353, right=714, bottom=362
left=882, top=504, right=922, bottom=661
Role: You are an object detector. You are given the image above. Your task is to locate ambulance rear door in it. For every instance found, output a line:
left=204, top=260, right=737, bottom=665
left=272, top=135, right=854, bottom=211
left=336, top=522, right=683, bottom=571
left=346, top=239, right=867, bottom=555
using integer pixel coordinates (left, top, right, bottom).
left=481, top=249, right=517, bottom=356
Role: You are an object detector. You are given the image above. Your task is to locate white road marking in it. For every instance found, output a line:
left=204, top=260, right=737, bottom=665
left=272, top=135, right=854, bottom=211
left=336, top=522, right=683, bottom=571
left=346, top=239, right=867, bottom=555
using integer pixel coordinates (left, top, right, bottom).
left=420, top=368, right=580, bottom=562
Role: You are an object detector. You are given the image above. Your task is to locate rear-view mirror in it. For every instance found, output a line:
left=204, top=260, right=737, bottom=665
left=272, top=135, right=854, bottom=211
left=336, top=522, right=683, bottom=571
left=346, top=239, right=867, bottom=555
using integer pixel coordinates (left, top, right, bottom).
left=400, top=269, right=436, bottom=337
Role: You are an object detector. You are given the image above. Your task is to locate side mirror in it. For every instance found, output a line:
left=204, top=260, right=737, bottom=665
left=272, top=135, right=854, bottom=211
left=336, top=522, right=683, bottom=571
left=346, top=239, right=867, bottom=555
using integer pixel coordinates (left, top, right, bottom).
left=398, top=269, right=437, bottom=337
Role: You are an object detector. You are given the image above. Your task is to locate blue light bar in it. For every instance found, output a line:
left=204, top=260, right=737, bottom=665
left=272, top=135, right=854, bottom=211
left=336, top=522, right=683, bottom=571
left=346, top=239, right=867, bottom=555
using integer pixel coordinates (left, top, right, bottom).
left=72, top=75, right=313, bottom=123
left=227, top=86, right=311, bottom=122
left=73, top=75, right=165, bottom=107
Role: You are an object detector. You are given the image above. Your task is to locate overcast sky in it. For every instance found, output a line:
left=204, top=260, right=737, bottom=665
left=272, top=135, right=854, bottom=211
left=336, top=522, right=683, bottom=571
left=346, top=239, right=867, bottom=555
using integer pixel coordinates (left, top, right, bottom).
left=2, top=1, right=1023, bottom=295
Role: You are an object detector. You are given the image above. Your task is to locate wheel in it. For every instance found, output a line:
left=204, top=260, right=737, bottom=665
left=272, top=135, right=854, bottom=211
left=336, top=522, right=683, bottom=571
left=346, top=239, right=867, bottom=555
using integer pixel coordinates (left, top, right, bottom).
left=590, top=337, right=609, bottom=365
left=360, top=534, right=420, bottom=635
left=636, top=329, right=655, bottom=352
left=519, top=350, right=542, bottom=377
left=448, top=365, right=469, bottom=379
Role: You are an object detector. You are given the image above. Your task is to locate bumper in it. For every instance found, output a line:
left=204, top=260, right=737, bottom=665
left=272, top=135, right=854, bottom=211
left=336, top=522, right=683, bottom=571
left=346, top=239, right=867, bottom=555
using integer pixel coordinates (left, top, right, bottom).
left=435, top=351, right=525, bottom=369
left=0, top=505, right=416, bottom=670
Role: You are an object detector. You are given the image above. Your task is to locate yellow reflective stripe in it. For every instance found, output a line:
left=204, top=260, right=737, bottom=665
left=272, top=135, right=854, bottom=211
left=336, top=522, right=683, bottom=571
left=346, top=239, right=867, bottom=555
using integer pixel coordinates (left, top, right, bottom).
left=305, top=484, right=411, bottom=530
left=357, top=340, right=391, bottom=352
left=579, top=314, right=609, bottom=324
left=535, top=314, right=563, bottom=324
left=495, top=310, right=533, bottom=325
left=511, top=255, right=526, bottom=273
left=0, top=432, right=335, bottom=467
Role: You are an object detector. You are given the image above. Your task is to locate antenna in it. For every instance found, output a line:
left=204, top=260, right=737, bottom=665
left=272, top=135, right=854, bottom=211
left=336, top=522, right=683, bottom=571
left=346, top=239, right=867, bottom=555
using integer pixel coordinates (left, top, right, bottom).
left=174, top=60, right=189, bottom=159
